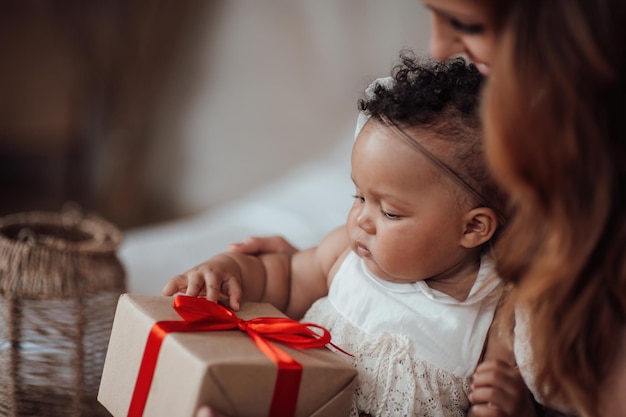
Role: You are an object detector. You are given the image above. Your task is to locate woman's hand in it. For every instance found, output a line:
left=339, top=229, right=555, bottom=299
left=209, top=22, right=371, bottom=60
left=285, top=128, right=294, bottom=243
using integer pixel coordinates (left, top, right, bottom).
left=228, top=235, right=299, bottom=255
left=468, top=360, right=537, bottom=417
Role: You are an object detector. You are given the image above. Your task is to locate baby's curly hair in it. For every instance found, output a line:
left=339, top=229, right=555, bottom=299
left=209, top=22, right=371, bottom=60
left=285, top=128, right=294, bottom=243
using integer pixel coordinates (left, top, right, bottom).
left=359, top=51, right=508, bottom=222
left=359, top=53, right=483, bottom=130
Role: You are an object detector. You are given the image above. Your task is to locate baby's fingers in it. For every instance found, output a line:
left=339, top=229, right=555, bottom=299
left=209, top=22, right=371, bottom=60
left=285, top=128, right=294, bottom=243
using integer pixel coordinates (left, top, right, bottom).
left=162, top=274, right=192, bottom=296
left=191, top=269, right=243, bottom=310
left=202, top=273, right=243, bottom=310
left=226, top=282, right=242, bottom=311
left=186, top=270, right=210, bottom=298
left=469, top=387, right=510, bottom=416
left=473, top=361, right=525, bottom=400
left=470, top=360, right=535, bottom=417
left=468, top=402, right=506, bottom=417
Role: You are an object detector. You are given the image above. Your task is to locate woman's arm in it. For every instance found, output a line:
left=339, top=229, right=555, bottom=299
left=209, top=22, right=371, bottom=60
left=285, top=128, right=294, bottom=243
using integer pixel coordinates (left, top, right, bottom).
left=228, top=235, right=300, bottom=255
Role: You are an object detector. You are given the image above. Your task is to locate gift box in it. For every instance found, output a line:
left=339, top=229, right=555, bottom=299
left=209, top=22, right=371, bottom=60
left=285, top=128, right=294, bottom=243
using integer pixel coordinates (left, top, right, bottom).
left=98, top=294, right=357, bottom=417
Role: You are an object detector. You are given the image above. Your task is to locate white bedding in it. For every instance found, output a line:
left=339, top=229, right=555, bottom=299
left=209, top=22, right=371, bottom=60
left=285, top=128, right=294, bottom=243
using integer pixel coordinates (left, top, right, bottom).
left=120, top=139, right=353, bottom=295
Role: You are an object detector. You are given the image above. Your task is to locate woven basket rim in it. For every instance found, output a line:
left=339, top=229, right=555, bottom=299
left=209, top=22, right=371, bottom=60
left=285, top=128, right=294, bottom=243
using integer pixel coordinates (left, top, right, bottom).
left=0, top=211, right=122, bottom=253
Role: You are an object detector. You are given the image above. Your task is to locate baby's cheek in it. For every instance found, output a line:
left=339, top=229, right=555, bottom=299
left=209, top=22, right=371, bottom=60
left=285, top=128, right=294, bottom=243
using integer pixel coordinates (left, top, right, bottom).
left=375, top=246, right=422, bottom=281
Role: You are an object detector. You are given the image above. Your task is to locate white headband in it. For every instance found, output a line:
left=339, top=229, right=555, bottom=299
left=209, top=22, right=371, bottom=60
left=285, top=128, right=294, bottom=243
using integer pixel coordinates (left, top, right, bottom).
left=354, top=76, right=394, bottom=140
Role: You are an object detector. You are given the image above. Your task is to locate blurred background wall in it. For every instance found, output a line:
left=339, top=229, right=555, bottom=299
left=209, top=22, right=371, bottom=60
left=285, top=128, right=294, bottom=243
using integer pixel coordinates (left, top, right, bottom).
left=0, top=0, right=429, bottom=230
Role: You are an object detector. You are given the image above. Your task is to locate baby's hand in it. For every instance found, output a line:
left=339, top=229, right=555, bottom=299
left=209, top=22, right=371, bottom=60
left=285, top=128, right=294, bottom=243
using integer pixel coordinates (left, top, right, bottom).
left=161, top=254, right=243, bottom=310
left=468, top=360, right=537, bottom=417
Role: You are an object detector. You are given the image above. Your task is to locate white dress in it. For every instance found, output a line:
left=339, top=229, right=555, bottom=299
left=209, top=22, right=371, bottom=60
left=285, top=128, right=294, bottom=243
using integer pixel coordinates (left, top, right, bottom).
left=302, top=251, right=503, bottom=417
left=513, top=309, right=577, bottom=415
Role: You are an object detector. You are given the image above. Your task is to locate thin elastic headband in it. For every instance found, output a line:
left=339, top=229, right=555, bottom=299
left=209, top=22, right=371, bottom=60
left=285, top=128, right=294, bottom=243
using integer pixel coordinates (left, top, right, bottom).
left=380, top=114, right=507, bottom=225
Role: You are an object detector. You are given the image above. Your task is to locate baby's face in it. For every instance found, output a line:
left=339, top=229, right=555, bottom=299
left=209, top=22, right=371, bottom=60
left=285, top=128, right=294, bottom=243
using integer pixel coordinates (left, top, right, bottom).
left=347, top=120, right=471, bottom=284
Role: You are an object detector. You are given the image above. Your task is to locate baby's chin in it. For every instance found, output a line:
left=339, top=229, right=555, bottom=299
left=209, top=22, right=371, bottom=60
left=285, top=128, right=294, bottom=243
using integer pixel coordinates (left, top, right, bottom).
left=362, top=258, right=418, bottom=284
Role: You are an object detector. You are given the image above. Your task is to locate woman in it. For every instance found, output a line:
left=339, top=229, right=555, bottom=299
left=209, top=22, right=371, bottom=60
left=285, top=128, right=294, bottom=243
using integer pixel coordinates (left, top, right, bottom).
left=451, top=1, right=626, bottom=416
left=202, top=0, right=626, bottom=416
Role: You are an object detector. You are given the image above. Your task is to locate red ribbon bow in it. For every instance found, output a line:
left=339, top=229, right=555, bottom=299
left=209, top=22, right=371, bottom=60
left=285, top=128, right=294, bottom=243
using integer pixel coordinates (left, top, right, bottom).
left=127, top=295, right=337, bottom=417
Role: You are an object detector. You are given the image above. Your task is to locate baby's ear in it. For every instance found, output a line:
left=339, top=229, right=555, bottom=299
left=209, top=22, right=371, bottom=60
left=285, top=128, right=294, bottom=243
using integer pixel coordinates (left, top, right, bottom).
left=460, top=207, right=499, bottom=249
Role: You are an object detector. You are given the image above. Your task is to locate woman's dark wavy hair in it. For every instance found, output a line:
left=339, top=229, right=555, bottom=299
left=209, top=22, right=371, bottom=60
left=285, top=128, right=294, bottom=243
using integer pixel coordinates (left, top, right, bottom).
left=357, top=51, right=508, bottom=228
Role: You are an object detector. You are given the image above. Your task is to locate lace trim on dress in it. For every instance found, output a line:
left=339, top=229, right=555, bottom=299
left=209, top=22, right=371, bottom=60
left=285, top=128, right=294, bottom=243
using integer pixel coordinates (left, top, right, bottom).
left=304, top=299, right=471, bottom=417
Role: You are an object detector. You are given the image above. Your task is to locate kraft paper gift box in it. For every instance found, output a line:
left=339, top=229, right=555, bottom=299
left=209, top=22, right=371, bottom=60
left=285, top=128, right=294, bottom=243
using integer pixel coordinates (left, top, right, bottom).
left=98, top=294, right=357, bottom=417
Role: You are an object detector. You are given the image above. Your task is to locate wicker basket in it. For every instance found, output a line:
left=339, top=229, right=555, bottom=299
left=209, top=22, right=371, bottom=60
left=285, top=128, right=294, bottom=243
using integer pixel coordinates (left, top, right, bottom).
left=0, top=211, right=126, bottom=417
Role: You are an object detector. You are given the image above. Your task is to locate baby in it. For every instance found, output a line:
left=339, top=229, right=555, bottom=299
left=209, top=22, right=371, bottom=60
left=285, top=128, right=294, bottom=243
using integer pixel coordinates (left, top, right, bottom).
left=164, top=53, right=509, bottom=417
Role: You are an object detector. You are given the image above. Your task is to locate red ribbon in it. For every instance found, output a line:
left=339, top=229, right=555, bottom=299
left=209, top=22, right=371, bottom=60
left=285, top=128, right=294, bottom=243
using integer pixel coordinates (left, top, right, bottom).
left=127, top=295, right=337, bottom=417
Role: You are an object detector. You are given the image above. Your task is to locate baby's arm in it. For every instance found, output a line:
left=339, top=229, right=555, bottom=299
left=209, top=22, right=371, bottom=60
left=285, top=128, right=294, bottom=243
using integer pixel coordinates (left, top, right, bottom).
left=162, top=251, right=280, bottom=311
left=162, top=226, right=348, bottom=319
left=282, top=226, right=349, bottom=319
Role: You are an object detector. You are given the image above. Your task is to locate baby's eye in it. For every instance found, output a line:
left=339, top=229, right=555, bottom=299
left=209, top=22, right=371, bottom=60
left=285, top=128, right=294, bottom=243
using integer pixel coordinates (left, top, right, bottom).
left=382, top=210, right=401, bottom=220
left=352, top=194, right=365, bottom=203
